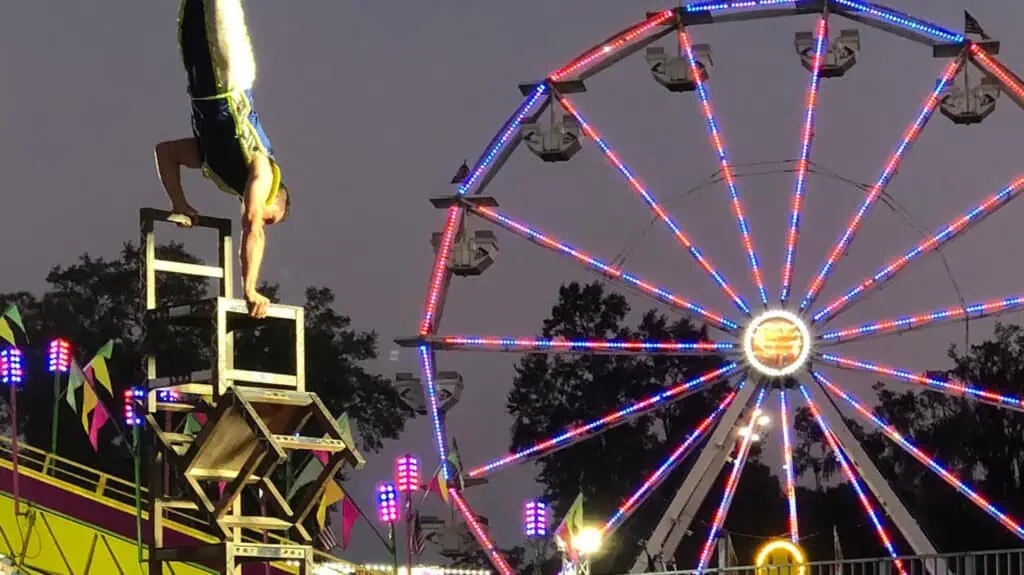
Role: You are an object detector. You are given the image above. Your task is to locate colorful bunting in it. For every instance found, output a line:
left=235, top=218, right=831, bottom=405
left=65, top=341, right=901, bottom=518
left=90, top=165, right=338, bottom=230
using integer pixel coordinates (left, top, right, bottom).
left=0, top=306, right=26, bottom=347
left=316, top=480, right=345, bottom=529
left=183, top=414, right=202, bottom=435
left=336, top=412, right=356, bottom=449
left=81, top=382, right=98, bottom=434
left=88, top=401, right=109, bottom=452
left=341, top=496, right=359, bottom=550
left=66, top=360, right=86, bottom=412
left=554, top=492, right=585, bottom=561
left=287, top=412, right=352, bottom=499
left=288, top=453, right=325, bottom=499
left=84, top=340, right=114, bottom=394
left=2, top=306, right=24, bottom=334
left=0, top=320, right=14, bottom=348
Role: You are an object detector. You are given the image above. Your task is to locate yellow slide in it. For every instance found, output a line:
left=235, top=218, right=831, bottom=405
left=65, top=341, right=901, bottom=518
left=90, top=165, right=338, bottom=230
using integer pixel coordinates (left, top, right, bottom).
left=0, top=437, right=351, bottom=574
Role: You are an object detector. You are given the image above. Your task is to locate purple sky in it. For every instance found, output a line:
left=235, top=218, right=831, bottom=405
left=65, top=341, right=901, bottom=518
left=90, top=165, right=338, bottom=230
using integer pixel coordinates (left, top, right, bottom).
left=3, top=0, right=1024, bottom=566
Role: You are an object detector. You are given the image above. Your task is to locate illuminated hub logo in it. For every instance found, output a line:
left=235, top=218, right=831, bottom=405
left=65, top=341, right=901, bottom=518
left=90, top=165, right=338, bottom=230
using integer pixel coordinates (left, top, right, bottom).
left=755, top=539, right=807, bottom=575
left=743, top=310, right=811, bottom=377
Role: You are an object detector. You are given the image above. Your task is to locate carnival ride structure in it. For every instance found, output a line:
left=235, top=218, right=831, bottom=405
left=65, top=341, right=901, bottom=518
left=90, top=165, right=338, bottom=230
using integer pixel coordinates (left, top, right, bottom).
left=396, top=1, right=1024, bottom=574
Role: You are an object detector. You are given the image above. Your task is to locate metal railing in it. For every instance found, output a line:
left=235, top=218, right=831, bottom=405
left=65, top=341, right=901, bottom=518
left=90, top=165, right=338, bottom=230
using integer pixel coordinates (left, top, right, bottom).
left=642, top=548, right=1024, bottom=575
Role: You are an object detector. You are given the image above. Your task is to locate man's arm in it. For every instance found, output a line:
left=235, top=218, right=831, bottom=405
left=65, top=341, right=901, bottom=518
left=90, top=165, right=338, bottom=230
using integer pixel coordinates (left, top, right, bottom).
left=154, top=138, right=201, bottom=220
left=241, top=153, right=274, bottom=317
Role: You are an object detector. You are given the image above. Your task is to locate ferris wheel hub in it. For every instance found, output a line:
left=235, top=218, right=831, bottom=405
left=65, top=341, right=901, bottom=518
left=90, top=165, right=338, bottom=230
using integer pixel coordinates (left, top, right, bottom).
left=743, top=310, right=812, bottom=377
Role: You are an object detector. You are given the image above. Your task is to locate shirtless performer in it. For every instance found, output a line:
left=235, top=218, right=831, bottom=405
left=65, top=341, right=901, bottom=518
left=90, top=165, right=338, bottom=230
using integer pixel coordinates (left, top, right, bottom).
left=155, top=0, right=290, bottom=318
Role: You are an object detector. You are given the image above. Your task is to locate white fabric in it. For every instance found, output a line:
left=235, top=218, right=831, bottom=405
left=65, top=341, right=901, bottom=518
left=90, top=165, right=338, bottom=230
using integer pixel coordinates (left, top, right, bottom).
left=205, top=0, right=256, bottom=93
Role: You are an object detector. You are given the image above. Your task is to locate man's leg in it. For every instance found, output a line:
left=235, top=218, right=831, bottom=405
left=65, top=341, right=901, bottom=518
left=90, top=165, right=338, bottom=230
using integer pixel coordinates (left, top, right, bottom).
left=154, top=137, right=202, bottom=227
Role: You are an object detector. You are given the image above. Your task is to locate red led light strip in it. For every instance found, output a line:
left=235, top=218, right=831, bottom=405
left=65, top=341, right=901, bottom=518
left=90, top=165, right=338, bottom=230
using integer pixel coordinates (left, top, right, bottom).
left=819, top=295, right=1024, bottom=345
left=470, top=204, right=740, bottom=332
left=680, top=29, right=767, bottom=307
left=781, top=17, right=828, bottom=305
left=817, top=352, right=1024, bottom=412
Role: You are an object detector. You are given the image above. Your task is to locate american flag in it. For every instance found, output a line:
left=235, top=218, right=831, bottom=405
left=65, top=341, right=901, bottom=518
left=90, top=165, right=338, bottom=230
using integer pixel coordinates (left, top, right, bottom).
left=320, top=524, right=338, bottom=551
left=964, top=11, right=989, bottom=39
left=410, top=511, right=425, bottom=556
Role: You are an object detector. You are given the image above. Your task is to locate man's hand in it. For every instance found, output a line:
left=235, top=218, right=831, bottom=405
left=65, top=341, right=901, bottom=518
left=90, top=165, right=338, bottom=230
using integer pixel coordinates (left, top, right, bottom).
left=245, top=290, right=270, bottom=319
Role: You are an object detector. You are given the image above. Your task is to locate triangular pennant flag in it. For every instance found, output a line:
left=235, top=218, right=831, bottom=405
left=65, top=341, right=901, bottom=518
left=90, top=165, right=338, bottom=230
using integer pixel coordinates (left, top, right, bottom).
left=434, top=466, right=449, bottom=503
left=0, top=319, right=14, bottom=347
left=288, top=454, right=325, bottom=499
left=81, top=383, right=98, bottom=435
left=316, top=480, right=345, bottom=529
left=554, top=492, right=585, bottom=561
left=183, top=414, right=202, bottom=435
left=2, top=306, right=24, bottom=334
left=85, top=340, right=114, bottom=395
left=340, top=495, right=359, bottom=550
left=88, top=401, right=109, bottom=452
left=66, top=360, right=86, bottom=412
left=336, top=413, right=356, bottom=449
left=448, top=438, right=465, bottom=491
left=314, top=451, right=329, bottom=466
left=195, top=412, right=207, bottom=425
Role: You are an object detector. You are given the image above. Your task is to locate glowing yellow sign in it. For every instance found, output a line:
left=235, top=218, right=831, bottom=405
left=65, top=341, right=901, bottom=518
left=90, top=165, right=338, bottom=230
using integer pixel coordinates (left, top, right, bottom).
left=743, top=310, right=811, bottom=377
left=750, top=318, right=803, bottom=369
left=755, top=539, right=807, bottom=575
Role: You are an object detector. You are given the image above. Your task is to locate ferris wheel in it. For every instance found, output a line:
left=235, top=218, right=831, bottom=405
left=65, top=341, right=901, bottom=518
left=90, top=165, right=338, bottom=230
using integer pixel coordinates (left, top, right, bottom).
left=398, top=2, right=1024, bottom=574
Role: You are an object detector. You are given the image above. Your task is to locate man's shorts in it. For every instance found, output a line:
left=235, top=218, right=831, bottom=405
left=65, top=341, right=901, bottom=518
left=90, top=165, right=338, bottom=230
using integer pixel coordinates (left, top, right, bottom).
left=190, top=89, right=276, bottom=198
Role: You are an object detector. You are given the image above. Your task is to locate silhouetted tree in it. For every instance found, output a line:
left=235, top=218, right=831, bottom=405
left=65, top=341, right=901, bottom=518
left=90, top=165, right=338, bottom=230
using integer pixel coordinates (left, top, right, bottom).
left=0, top=242, right=413, bottom=480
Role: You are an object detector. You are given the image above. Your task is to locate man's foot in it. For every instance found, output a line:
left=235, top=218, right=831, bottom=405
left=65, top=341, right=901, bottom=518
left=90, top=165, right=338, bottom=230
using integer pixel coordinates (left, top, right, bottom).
left=169, top=204, right=199, bottom=228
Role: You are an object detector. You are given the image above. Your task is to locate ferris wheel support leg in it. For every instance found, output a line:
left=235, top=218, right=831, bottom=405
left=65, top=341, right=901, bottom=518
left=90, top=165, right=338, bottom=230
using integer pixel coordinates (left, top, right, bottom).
left=802, top=378, right=950, bottom=575
left=630, top=381, right=758, bottom=573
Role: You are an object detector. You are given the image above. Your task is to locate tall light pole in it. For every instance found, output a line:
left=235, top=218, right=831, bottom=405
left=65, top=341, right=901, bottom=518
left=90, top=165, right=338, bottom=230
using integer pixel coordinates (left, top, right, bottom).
left=377, top=482, right=400, bottom=574
left=0, top=347, right=23, bottom=515
left=124, top=386, right=145, bottom=562
left=395, top=454, right=420, bottom=575
left=524, top=500, right=549, bottom=575
left=46, top=338, right=70, bottom=455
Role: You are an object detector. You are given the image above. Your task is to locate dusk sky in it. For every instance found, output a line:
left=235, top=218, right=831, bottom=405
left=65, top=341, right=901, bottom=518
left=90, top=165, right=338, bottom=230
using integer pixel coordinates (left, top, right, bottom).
left=3, top=0, right=1024, bottom=565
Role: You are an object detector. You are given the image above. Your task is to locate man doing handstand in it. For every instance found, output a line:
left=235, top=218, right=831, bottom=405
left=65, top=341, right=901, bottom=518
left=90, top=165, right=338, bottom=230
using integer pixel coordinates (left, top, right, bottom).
left=155, top=0, right=290, bottom=318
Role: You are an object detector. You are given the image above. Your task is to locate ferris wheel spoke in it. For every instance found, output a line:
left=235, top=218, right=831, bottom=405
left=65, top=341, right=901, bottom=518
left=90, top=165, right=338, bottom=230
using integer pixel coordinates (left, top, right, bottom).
left=800, top=59, right=963, bottom=313
left=811, top=176, right=1024, bottom=326
left=797, top=383, right=909, bottom=574
left=812, top=371, right=1024, bottom=540
left=554, top=95, right=753, bottom=317
left=449, top=490, right=515, bottom=575
left=418, top=346, right=451, bottom=475
left=780, top=16, right=828, bottom=306
left=779, top=390, right=799, bottom=543
left=466, top=203, right=741, bottom=334
left=678, top=29, right=768, bottom=307
left=465, top=363, right=742, bottom=480
left=970, top=46, right=1024, bottom=111
left=814, top=352, right=1024, bottom=412
left=818, top=294, right=1024, bottom=346
left=405, top=335, right=739, bottom=356
left=694, top=385, right=766, bottom=575
left=602, top=385, right=740, bottom=535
